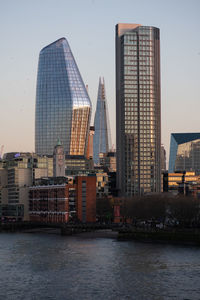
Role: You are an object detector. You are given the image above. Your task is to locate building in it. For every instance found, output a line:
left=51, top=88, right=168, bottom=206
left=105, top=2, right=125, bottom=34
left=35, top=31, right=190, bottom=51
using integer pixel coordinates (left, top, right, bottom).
left=0, top=158, right=32, bottom=221
left=76, top=175, right=96, bottom=223
left=161, top=145, right=166, bottom=172
left=163, top=171, right=200, bottom=197
left=86, top=126, right=95, bottom=160
left=29, top=177, right=71, bottom=223
left=30, top=175, right=96, bottom=223
left=169, top=133, right=200, bottom=174
left=96, top=171, right=109, bottom=198
left=35, top=38, right=91, bottom=156
left=93, top=77, right=112, bottom=164
left=53, top=139, right=65, bottom=177
left=0, top=153, right=53, bottom=221
left=99, top=151, right=116, bottom=172
left=116, top=23, right=161, bottom=196
left=65, top=155, right=93, bottom=176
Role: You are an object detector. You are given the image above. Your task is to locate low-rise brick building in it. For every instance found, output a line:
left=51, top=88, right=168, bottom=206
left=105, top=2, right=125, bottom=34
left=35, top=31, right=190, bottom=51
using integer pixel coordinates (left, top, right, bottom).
left=29, top=175, right=96, bottom=223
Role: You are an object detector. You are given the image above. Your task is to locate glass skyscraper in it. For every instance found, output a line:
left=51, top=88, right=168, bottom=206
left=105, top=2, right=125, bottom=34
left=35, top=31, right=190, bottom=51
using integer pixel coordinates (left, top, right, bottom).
left=116, top=24, right=161, bottom=196
left=169, top=133, right=200, bottom=174
left=93, top=77, right=111, bottom=164
left=35, top=38, right=91, bottom=156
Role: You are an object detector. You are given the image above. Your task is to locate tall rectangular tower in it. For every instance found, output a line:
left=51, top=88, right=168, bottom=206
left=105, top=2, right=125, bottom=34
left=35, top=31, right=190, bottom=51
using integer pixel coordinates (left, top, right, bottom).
left=116, top=24, right=161, bottom=196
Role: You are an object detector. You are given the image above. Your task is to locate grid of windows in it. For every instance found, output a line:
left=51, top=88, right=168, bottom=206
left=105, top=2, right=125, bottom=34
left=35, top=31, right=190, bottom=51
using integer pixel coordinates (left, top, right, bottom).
left=116, top=25, right=161, bottom=196
left=35, top=38, right=91, bottom=156
left=169, top=134, right=200, bottom=174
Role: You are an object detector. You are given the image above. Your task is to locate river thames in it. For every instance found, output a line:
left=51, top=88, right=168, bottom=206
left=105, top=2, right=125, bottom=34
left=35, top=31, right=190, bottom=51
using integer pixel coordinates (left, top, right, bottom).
left=0, top=231, right=200, bottom=300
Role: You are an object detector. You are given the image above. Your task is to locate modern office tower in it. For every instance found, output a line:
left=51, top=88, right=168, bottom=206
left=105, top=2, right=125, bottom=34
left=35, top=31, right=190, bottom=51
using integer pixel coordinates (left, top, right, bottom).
left=169, top=133, right=200, bottom=174
left=161, top=144, right=166, bottom=171
left=93, top=77, right=112, bottom=164
left=116, top=24, right=161, bottom=196
left=35, top=38, right=91, bottom=156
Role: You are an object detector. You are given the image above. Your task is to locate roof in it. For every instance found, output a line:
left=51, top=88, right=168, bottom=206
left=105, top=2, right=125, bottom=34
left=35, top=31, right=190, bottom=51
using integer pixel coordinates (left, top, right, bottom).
left=172, top=133, right=200, bottom=145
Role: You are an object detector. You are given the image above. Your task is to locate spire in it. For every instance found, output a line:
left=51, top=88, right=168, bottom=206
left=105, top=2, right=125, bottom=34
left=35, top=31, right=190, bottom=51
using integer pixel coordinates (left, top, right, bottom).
left=93, top=77, right=112, bottom=164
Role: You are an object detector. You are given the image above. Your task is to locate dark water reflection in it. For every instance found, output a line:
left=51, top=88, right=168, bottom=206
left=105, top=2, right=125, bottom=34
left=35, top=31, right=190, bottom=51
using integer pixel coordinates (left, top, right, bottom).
left=0, top=232, right=200, bottom=299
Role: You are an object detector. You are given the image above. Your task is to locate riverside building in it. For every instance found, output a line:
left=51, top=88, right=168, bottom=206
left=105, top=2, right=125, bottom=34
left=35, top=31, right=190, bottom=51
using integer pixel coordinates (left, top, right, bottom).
left=116, top=23, right=161, bottom=196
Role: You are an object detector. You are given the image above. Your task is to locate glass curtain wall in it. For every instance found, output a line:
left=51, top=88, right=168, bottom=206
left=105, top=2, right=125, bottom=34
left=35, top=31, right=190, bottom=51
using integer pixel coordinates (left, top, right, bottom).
left=35, top=38, right=91, bottom=156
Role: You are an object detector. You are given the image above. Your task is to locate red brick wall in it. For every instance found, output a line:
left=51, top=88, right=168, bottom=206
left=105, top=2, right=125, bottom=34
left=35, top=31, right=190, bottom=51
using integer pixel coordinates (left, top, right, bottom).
left=76, top=176, right=96, bottom=222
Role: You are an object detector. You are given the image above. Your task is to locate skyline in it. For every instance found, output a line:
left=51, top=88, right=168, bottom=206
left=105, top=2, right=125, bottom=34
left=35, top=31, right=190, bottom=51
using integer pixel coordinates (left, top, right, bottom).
left=1, top=0, right=200, bottom=165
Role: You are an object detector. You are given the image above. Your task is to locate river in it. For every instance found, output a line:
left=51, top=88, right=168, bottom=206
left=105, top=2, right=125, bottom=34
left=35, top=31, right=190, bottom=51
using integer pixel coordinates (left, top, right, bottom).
left=0, top=231, right=200, bottom=299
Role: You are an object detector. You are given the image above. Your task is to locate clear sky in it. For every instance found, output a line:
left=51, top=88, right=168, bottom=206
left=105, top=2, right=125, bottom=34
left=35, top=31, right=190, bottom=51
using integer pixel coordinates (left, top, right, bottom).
left=0, top=0, right=200, bottom=165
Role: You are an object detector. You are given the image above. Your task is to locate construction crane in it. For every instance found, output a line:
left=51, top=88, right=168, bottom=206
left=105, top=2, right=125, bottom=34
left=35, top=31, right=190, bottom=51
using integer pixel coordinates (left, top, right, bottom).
left=0, top=145, right=4, bottom=159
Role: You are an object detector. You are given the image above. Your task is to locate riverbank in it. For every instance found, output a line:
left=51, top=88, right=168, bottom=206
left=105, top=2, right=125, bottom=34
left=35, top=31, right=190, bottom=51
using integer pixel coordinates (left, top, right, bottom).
left=1, top=222, right=200, bottom=245
left=118, top=227, right=200, bottom=245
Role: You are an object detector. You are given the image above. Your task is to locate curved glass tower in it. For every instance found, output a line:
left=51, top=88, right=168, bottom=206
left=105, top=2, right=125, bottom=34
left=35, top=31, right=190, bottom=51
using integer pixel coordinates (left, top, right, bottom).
left=35, top=38, right=91, bottom=156
left=93, top=77, right=112, bottom=164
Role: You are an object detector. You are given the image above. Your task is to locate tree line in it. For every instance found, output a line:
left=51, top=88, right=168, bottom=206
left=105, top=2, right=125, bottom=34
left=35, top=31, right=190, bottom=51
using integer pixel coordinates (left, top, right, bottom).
left=96, top=195, right=200, bottom=228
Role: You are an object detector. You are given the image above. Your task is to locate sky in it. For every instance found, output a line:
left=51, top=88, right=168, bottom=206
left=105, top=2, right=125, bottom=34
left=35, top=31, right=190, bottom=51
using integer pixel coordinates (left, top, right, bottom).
left=0, top=0, right=200, bottom=165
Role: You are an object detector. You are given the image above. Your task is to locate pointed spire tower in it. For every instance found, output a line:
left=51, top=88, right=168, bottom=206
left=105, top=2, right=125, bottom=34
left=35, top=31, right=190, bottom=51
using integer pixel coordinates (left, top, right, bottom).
left=93, top=77, right=112, bottom=164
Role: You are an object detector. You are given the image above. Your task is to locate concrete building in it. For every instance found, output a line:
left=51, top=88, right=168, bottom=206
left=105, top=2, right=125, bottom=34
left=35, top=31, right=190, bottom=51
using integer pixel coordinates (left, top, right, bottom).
left=0, top=153, right=53, bottom=221
left=116, top=23, right=161, bottom=196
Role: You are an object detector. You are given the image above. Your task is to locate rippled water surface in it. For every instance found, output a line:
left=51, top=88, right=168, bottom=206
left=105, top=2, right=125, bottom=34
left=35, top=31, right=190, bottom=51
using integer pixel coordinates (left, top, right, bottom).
left=0, top=232, right=200, bottom=299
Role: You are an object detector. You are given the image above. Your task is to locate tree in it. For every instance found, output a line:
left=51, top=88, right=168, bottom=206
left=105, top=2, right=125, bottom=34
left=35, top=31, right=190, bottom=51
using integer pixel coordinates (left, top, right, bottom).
left=96, top=197, right=113, bottom=223
left=168, top=196, right=200, bottom=228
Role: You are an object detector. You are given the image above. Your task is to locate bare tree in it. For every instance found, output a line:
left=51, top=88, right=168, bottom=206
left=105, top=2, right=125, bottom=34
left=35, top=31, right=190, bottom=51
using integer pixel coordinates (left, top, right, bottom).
left=96, top=196, right=113, bottom=223
left=168, top=196, right=200, bottom=228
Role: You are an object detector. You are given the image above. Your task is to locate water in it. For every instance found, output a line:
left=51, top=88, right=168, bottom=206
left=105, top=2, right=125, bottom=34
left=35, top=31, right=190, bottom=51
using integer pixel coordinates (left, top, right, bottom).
left=0, top=231, right=200, bottom=300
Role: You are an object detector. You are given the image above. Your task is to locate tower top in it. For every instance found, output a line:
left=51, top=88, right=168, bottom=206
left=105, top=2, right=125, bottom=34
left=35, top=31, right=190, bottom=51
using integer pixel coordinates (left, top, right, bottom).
left=116, top=23, right=141, bottom=37
left=57, top=137, right=62, bottom=146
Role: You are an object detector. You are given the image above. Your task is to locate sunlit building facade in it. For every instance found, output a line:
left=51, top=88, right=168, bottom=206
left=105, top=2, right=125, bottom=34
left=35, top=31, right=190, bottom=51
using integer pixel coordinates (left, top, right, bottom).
left=35, top=38, right=91, bottom=156
left=116, top=24, right=161, bottom=196
left=169, top=133, right=200, bottom=174
left=93, top=77, right=112, bottom=164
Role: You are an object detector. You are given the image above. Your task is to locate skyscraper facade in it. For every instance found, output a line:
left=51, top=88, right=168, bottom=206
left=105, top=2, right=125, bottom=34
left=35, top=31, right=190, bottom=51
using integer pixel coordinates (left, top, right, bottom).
left=93, top=77, right=112, bottom=164
left=35, top=38, right=91, bottom=156
left=169, top=133, right=200, bottom=174
left=116, top=24, right=161, bottom=196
